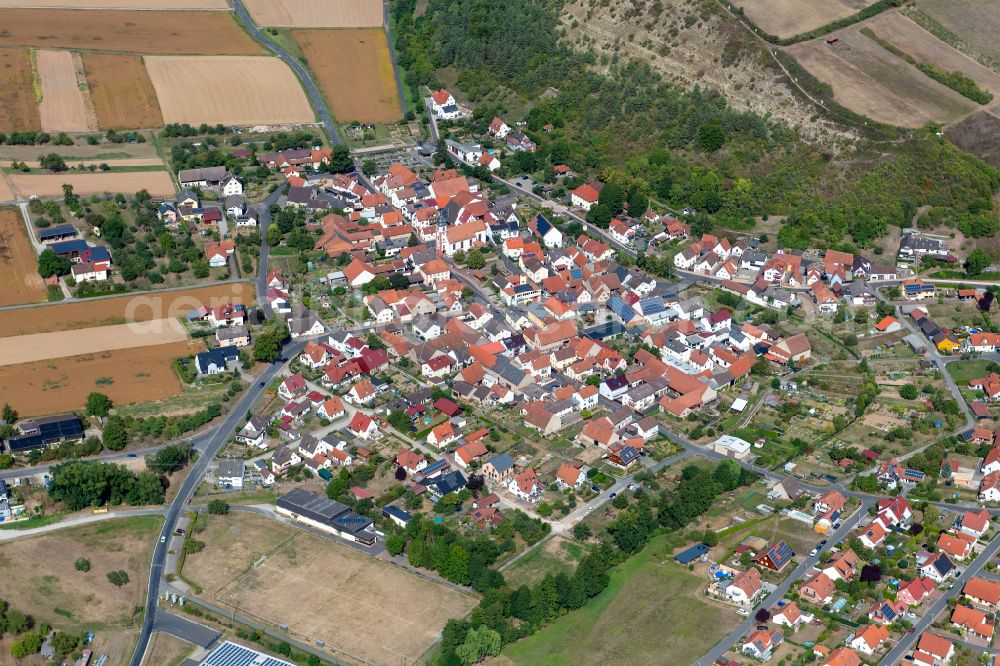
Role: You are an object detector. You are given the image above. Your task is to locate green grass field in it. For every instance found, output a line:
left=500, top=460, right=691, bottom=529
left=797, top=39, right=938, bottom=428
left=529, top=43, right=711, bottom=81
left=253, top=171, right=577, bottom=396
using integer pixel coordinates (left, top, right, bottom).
left=501, top=533, right=740, bottom=666
left=946, top=359, right=997, bottom=384
left=503, top=536, right=589, bottom=589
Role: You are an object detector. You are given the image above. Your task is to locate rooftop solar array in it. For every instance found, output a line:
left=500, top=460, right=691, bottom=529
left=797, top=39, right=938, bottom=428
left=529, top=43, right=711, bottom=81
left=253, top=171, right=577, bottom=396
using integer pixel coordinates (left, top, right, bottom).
left=204, top=641, right=293, bottom=666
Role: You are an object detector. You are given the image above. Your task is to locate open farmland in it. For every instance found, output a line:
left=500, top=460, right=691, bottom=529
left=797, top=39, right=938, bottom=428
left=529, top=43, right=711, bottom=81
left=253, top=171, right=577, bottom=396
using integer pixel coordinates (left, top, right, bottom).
left=913, top=0, right=1000, bottom=64
left=185, top=513, right=479, bottom=666
left=294, top=29, right=402, bottom=123
left=865, top=12, right=1000, bottom=96
left=0, top=516, right=160, bottom=665
left=0, top=140, right=157, bottom=162
left=0, top=282, right=254, bottom=336
left=0, top=318, right=189, bottom=366
left=244, top=0, right=382, bottom=27
left=0, top=339, right=202, bottom=415
left=145, top=56, right=314, bottom=126
left=21, top=157, right=166, bottom=169
left=0, top=0, right=227, bottom=6
left=0, top=9, right=266, bottom=55
left=9, top=170, right=176, bottom=198
left=83, top=54, right=163, bottom=129
left=946, top=111, right=1000, bottom=168
left=0, top=176, right=16, bottom=202
left=786, top=29, right=974, bottom=126
left=0, top=209, right=46, bottom=306
left=36, top=49, right=96, bottom=132
left=735, top=0, right=878, bottom=40
left=0, top=48, right=41, bottom=132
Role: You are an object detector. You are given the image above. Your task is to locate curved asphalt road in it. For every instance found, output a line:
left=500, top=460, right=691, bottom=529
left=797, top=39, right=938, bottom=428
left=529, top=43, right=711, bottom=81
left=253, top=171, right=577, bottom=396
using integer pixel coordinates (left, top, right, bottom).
left=229, top=0, right=341, bottom=145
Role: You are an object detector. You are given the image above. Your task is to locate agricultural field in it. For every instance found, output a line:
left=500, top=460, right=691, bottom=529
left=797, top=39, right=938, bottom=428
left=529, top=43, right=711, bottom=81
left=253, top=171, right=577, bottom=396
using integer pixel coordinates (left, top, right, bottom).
left=0, top=140, right=158, bottom=162
left=184, top=513, right=479, bottom=666
left=0, top=10, right=266, bottom=55
left=735, top=0, right=878, bottom=40
left=0, top=208, right=46, bottom=307
left=0, top=175, right=15, bottom=201
left=9, top=170, right=176, bottom=198
left=864, top=12, right=1000, bottom=97
left=500, top=533, right=741, bottom=666
left=0, top=48, right=41, bottom=132
left=145, top=56, right=315, bottom=126
left=294, top=28, right=403, bottom=123
left=912, top=0, right=1000, bottom=65
left=243, top=0, right=382, bottom=27
left=786, top=28, right=974, bottom=126
left=0, top=516, right=161, bottom=666
left=946, top=112, right=1000, bottom=168
left=0, top=281, right=254, bottom=336
left=20, top=157, right=166, bottom=169
left=0, top=0, right=227, bottom=6
left=83, top=54, right=164, bottom=129
left=0, top=340, right=203, bottom=415
left=36, top=49, right=97, bottom=132
left=0, top=319, right=189, bottom=366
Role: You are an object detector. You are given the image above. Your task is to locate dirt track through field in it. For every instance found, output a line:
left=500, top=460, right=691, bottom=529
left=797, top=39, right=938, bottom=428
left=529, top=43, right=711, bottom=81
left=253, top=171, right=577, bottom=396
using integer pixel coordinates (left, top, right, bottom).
left=243, top=0, right=382, bottom=27
left=145, top=56, right=314, bottom=125
left=37, top=49, right=96, bottom=132
left=84, top=53, right=163, bottom=129
left=0, top=318, right=189, bottom=366
left=0, top=282, right=254, bottom=337
left=9, top=171, right=176, bottom=197
left=294, top=29, right=402, bottom=123
left=0, top=209, right=46, bottom=306
left=0, top=9, right=266, bottom=55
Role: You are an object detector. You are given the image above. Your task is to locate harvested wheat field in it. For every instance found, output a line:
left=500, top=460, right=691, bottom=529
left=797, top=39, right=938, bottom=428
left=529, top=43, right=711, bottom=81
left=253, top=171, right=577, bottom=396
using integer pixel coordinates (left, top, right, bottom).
left=0, top=282, right=254, bottom=337
left=914, top=0, right=1000, bottom=63
left=0, top=0, right=226, bottom=6
left=244, top=0, right=381, bottom=27
left=736, top=0, right=877, bottom=39
left=0, top=340, right=203, bottom=414
left=865, top=12, right=1000, bottom=96
left=84, top=53, right=163, bottom=129
left=10, top=170, right=176, bottom=198
left=145, top=55, right=314, bottom=125
left=186, top=513, right=479, bottom=666
left=0, top=209, right=46, bottom=307
left=0, top=9, right=265, bottom=55
left=294, top=29, right=401, bottom=123
left=786, top=30, right=973, bottom=126
left=0, top=175, right=15, bottom=202
left=0, top=318, right=189, bottom=366
left=36, top=49, right=96, bottom=132
left=0, top=48, right=41, bottom=132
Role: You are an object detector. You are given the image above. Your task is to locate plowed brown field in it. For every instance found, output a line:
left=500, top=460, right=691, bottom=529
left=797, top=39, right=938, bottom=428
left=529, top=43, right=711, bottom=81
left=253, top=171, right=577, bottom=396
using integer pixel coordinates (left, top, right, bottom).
left=0, top=340, right=203, bottom=416
left=0, top=282, right=255, bottom=337
left=0, top=48, right=41, bottom=132
left=84, top=53, right=163, bottom=129
left=293, top=29, right=402, bottom=123
left=145, top=56, right=314, bottom=125
left=0, top=9, right=265, bottom=55
left=9, top=171, right=176, bottom=198
left=0, top=209, right=46, bottom=307
left=37, top=49, right=95, bottom=132
left=243, top=0, right=382, bottom=27
left=0, top=0, right=227, bottom=7
left=0, top=318, right=189, bottom=366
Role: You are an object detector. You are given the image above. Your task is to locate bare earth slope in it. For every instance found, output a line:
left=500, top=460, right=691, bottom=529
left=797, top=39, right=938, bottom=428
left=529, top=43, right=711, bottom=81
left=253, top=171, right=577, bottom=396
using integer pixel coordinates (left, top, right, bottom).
left=561, top=0, right=850, bottom=144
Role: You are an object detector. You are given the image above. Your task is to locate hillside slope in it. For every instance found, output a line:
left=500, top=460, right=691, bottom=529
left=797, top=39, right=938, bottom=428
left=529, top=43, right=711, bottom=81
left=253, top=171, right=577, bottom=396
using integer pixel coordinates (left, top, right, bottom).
left=561, top=0, right=850, bottom=144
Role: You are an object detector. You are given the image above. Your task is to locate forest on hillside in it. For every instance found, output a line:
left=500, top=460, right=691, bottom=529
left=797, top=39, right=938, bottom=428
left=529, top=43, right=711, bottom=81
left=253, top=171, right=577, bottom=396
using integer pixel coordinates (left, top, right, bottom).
left=393, top=0, right=1000, bottom=251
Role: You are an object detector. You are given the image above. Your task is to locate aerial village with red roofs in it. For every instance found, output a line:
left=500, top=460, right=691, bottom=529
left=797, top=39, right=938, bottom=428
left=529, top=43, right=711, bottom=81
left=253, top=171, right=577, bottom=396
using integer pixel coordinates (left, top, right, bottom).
left=6, top=80, right=1000, bottom=666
